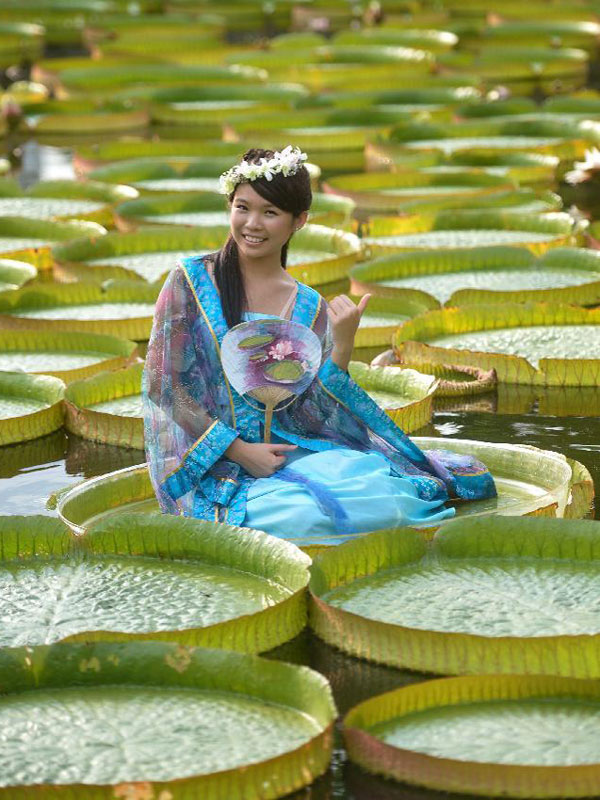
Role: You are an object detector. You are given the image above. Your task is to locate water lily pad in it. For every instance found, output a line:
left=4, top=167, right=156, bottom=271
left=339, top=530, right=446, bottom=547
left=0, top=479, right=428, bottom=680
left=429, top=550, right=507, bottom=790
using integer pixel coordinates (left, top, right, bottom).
left=351, top=246, right=600, bottom=306
left=0, top=372, right=64, bottom=446
left=0, top=329, right=137, bottom=383
left=52, top=226, right=227, bottom=283
left=0, top=638, right=334, bottom=797
left=56, top=436, right=591, bottom=543
left=394, top=303, right=600, bottom=385
left=0, top=282, right=159, bottom=340
left=64, top=362, right=143, bottom=449
left=323, top=171, right=513, bottom=213
left=311, top=516, right=600, bottom=675
left=239, top=333, right=276, bottom=349
left=344, top=674, right=600, bottom=798
left=264, top=359, right=305, bottom=382
left=0, top=512, right=310, bottom=653
left=362, top=210, right=579, bottom=257
left=0, top=258, right=37, bottom=291
left=0, top=217, right=106, bottom=271
left=348, top=361, right=436, bottom=432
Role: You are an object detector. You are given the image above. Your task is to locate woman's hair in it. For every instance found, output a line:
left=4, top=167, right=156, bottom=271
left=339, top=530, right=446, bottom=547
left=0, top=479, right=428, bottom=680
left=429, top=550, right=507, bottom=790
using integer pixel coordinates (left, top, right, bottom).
left=213, top=148, right=312, bottom=328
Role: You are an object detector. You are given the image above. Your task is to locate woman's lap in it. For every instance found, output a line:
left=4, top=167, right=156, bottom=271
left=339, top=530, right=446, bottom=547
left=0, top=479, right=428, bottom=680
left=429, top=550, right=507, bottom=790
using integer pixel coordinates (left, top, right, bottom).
left=243, top=446, right=454, bottom=545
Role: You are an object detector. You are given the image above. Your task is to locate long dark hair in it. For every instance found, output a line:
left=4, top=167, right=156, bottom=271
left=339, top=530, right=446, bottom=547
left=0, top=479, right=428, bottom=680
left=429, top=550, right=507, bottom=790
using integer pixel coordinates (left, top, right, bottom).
left=213, top=148, right=312, bottom=328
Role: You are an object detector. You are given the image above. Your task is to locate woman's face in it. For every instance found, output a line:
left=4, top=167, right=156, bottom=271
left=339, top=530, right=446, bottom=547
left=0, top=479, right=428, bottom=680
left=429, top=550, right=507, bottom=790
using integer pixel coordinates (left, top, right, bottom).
left=229, top=182, right=307, bottom=263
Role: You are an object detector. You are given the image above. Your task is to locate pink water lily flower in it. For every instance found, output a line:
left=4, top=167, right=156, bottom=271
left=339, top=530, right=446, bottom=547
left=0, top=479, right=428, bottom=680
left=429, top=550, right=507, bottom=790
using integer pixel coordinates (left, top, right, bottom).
left=268, top=339, right=294, bottom=361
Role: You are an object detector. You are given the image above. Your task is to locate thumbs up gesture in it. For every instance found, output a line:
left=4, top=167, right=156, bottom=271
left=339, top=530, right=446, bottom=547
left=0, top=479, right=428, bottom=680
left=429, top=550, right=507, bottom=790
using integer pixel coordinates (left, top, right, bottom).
left=327, top=294, right=371, bottom=371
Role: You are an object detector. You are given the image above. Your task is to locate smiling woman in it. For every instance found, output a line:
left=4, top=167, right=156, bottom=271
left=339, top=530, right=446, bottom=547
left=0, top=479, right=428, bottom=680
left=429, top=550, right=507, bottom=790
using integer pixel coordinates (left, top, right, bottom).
left=142, top=146, right=497, bottom=546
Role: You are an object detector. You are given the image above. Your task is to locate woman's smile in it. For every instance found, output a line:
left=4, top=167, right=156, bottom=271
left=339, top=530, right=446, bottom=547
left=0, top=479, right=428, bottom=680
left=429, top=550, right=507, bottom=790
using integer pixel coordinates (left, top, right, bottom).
left=230, top=183, right=297, bottom=261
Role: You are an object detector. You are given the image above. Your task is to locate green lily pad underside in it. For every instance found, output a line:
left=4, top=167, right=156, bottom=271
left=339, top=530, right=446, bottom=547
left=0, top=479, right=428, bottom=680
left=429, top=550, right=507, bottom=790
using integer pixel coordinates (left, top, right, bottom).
left=323, top=557, right=600, bottom=638
left=88, top=394, right=142, bottom=417
left=0, top=352, right=114, bottom=372
left=0, top=396, right=49, bottom=418
left=0, top=555, right=290, bottom=648
left=133, top=177, right=221, bottom=192
left=370, top=698, right=600, bottom=767
left=0, top=198, right=104, bottom=219
left=365, top=230, right=562, bottom=248
left=0, top=684, right=319, bottom=786
left=86, top=250, right=204, bottom=282
left=428, top=325, right=600, bottom=367
left=380, top=267, right=600, bottom=304
left=13, top=303, right=156, bottom=321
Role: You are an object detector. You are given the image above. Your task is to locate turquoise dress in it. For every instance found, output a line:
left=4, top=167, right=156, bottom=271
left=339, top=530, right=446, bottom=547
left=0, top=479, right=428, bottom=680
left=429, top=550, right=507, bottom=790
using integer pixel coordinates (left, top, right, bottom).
left=241, top=312, right=455, bottom=547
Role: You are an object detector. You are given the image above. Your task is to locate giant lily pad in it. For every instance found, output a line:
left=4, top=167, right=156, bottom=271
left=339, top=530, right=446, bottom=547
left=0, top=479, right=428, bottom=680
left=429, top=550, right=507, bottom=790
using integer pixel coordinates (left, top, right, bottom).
left=53, top=226, right=227, bottom=283
left=0, top=217, right=106, bottom=271
left=0, top=639, right=334, bottom=797
left=64, top=362, right=144, bottom=449
left=311, top=516, right=600, bottom=676
left=323, top=171, right=514, bottom=214
left=388, top=118, right=599, bottom=159
left=0, top=282, right=159, bottom=340
left=115, top=191, right=356, bottom=231
left=362, top=210, right=580, bottom=257
left=56, top=63, right=268, bottom=91
left=0, top=513, right=311, bottom=653
left=88, top=157, right=231, bottom=193
left=56, top=436, right=591, bottom=541
left=348, top=362, right=437, bottom=432
left=0, top=258, right=37, bottom=292
left=393, top=302, right=600, bottom=385
left=343, top=293, right=438, bottom=362
left=0, top=179, right=137, bottom=227
left=351, top=246, right=600, bottom=306
left=343, top=674, right=600, bottom=798
left=287, top=224, right=361, bottom=288
left=0, top=329, right=137, bottom=383
left=148, top=82, right=308, bottom=125
left=0, top=372, right=64, bottom=446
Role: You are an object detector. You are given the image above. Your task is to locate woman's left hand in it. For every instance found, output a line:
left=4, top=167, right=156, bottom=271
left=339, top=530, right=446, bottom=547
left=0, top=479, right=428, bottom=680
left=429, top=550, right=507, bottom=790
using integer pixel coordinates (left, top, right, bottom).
left=327, top=293, right=371, bottom=351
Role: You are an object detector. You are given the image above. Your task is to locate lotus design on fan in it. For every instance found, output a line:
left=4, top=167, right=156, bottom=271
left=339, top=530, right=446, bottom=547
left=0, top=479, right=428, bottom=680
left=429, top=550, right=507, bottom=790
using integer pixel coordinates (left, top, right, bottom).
left=221, top=319, right=322, bottom=441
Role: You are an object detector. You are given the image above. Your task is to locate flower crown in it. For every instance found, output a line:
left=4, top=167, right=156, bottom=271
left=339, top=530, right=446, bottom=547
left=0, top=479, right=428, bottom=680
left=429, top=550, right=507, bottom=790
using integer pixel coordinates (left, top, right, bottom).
left=218, top=145, right=308, bottom=196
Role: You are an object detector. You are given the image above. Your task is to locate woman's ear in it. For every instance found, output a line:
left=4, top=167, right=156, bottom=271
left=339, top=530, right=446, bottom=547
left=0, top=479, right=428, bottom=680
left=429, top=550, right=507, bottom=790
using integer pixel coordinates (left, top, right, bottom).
left=294, top=210, right=309, bottom=231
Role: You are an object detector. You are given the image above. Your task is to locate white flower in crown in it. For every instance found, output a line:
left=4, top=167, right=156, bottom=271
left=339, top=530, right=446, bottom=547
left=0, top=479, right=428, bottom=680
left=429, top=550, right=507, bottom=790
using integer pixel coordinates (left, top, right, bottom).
left=218, top=146, right=308, bottom=194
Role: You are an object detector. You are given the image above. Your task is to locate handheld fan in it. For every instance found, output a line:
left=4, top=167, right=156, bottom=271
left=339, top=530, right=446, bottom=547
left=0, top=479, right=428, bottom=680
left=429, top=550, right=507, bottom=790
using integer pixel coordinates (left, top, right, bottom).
left=221, top=318, right=322, bottom=442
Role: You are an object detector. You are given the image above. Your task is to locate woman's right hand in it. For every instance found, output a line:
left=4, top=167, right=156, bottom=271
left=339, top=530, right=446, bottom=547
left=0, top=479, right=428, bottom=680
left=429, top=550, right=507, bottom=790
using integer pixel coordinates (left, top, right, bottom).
left=225, top=439, right=297, bottom=478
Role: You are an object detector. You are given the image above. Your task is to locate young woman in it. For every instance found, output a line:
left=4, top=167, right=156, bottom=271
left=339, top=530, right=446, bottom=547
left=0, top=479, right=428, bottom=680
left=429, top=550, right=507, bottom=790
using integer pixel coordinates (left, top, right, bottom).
left=143, top=146, right=496, bottom=546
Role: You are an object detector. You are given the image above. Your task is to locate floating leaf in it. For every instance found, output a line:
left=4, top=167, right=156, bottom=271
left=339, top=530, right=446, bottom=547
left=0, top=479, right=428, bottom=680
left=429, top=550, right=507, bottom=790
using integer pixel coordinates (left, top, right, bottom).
left=393, top=302, right=600, bottom=385
left=0, top=258, right=37, bottom=291
left=0, top=638, right=334, bottom=797
left=64, top=362, right=143, bottom=449
left=0, top=512, right=311, bottom=653
left=0, top=281, right=159, bottom=340
left=0, top=329, right=137, bottom=383
left=0, top=372, right=64, bottom=446
left=362, top=210, right=579, bottom=257
left=348, top=361, right=436, bottom=432
left=311, top=516, right=600, bottom=675
left=0, top=217, right=106, bottom=270
left=344, top=674, right=600, bottom=798
left=351, top=246, right=600, bottom=306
